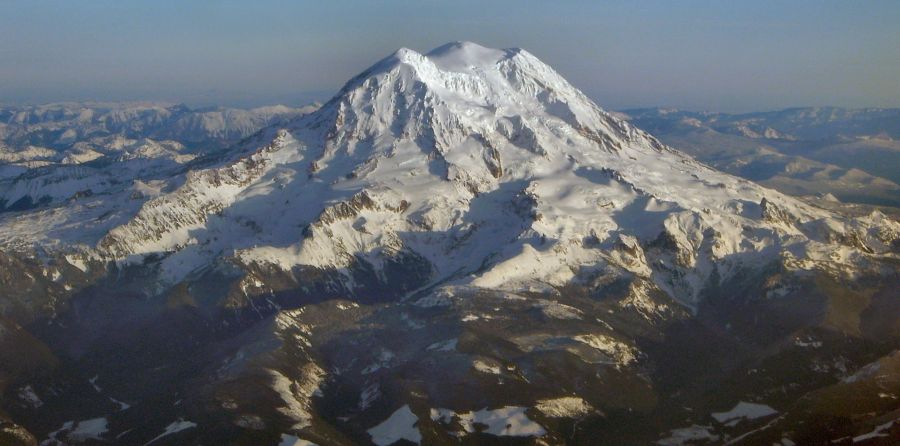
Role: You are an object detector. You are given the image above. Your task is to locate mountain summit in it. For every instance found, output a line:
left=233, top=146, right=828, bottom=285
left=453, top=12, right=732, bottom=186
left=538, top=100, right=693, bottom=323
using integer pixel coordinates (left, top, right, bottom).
left=0, top=43, right=897, bottom=445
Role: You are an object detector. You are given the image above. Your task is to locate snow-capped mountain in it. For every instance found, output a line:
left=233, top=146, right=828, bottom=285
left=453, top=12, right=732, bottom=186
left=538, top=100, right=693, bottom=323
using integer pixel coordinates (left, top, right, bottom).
left=23, top=41, right=896, bottom=306
left=0, top=43, right=897, bottom=446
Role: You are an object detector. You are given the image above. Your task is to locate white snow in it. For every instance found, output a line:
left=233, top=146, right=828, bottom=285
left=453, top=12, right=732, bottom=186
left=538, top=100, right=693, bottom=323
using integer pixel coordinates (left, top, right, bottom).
left=472, top=359, right=502, bottom=375
left=367, top=404, right=422, bottom=446
left=466, top=406, right=545, bottom=437
left=426, top=338, right=458, bottom=352
left=144, top=419, right=197, bottom=445
left=711, top=401, right=778, bottom=424
left=534, top=299, right=583, bottom=319
left=414, top=291, right=454, bottom=308
left=359, top=383, right=381, bottom=410
left=270, top=365, right=326, bottom=429
left=110, top=397, right=131, bottom=411
left=40, top=418, right=109, bottom=443
left=573, top=334, right=637, bottom=365
left=89, top=375, right=102, bottom=392
left=852, top=420, right=894, bottom=442
left=843, top=361, right=881, bottom=383
left=426, top=41, right=509, bottom=72
left=44, top=421, right=75, bottom=444
left=431, top=406, right=546, bottom=437
left=534, top=396, right=594, bottom=418
left=794, top=336, right=822, bottom=348
left=362, top=349, right=395, bottom=374
left=17, top=385, right=43, bottom=408
left=67, top=417, right=109, bottom=442
left=279, top=434, right=319, bottom=446
left=656, top=425, right=719, bottom=445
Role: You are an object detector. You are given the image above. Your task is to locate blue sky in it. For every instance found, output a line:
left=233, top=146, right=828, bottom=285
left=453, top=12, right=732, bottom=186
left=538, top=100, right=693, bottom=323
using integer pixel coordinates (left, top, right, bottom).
left=1, top=0, right=898, bottom=111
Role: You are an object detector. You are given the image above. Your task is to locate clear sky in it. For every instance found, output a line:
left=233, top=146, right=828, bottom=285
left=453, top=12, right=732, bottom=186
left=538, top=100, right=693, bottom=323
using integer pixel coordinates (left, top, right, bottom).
left=1, top=0, right=898, bottom=111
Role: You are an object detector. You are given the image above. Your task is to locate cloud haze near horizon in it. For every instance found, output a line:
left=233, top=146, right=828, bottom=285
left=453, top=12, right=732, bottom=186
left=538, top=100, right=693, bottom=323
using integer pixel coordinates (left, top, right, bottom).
left=1, top=0, right=898, bottom=112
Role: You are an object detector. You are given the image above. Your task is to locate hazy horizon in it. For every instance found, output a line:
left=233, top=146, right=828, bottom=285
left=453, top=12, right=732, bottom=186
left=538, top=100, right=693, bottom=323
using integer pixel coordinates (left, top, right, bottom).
left=4, top=96, right=899, bottom=116
left=2, top=0, right=899, bottom=112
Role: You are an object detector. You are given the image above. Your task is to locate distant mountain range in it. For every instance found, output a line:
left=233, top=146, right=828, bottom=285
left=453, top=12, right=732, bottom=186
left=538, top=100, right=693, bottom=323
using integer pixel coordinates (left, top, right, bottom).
left=0, top=102, right=317, bottom=213
left=0, top=44, right=897, bottom=445
left=0, top=101, right=316, bottom=152
left=619, top=107, right=900, bottom=209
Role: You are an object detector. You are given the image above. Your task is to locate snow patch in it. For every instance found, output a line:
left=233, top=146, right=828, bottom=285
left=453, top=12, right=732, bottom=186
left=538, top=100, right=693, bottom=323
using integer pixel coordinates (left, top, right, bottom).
left=573, top=333, right=637, bottom=365
left=144, top=419, right=196, bottom=445
left=711, top=401, right=777, bottom=424
left=359, top=383, right=381, bottom=410
left=426, top=338, right=458, bottom=352
left=843, top=361, right=881, bottom=383
left=656, top=425, right=719, bottom=445
left=362, top=349, right=395, bottom=374
left=473, top=359, right=502, bottom=375
left=279, top=434, right=319, bottom=446
left=534, top=299, right=583, bottom=319
left=68, top=417, right=108, bottom=442
left=852, top=420, right=894, bottom=443
left=431, top=406, right=546, bottom=437
left=534, top=396, right=594, bottom=418
left=17, top=385, right=43, bottom=408
left=367, top=404, right=422, bottom=446
left=270, top=364, right=326, bottom=429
